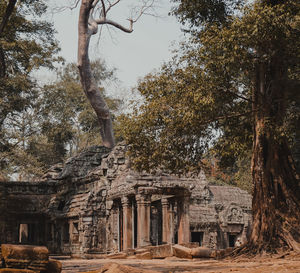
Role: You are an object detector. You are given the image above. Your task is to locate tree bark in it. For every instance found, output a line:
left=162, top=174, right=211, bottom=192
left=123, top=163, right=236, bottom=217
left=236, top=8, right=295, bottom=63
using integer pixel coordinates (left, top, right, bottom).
left=0, top=0, right=17, bottom=77
left=247, top=54, right=300, bottom=253
left=77, top=0, right=115, bottom=148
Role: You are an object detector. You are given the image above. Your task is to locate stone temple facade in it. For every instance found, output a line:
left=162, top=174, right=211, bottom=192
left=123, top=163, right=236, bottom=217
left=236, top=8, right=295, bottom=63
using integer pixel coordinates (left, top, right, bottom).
left=0, top=144, right=252, bottom=255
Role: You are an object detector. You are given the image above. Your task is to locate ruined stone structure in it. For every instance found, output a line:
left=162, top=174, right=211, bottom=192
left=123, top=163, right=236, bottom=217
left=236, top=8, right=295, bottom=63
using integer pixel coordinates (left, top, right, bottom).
left=0, top=144, right=252, bottom=255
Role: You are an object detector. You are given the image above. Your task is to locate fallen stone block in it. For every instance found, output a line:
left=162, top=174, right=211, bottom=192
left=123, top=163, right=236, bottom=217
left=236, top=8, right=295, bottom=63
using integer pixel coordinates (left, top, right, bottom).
left=134, top=248, right=148, bottom=254
left=147, top=244, right=172, bottom=259
left=172, top=244, right=192, bottom=259
left=135, top=251, right=152, bottom=260
left=1, top=244, right=48, bottom=273
left=45, top=259, right=62, bottom=273
left=190, top=247, right=212, bottom=258
left=106, top=253, right=127, bottom=259
left=179, top=242, right=199, bottom=249
left=126, top=255, right=137, bottom=259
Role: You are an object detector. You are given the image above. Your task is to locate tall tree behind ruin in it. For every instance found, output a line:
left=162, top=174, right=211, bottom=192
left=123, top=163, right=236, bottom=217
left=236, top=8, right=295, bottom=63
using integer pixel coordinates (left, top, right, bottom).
left=77, top=0, right=154, bottom=148
left=119, top=0, right=300, bottom=253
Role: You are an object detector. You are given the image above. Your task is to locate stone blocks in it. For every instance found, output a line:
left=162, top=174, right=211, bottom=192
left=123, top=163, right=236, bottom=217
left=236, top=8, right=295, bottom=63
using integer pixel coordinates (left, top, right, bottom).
left=1, top=244, right=48, bottom=272
left=147, top=244, right=173, bottom=259
left=0, top=245, right=61, bottom=273
left=172, top=245, right=192, bottom=259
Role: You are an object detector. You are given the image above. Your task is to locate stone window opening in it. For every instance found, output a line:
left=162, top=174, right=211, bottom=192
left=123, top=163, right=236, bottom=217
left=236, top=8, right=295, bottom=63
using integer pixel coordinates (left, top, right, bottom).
left=72, top=222, right=79, bottom=242
left=73, top=222, right=79, bottom=234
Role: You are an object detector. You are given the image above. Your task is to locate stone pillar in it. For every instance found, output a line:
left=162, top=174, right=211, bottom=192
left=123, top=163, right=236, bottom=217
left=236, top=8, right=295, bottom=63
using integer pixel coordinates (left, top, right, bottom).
left=121, top=196, right=133, bottom=250
left=161, top=198, right=172, bottom=244
left=136, top=194, right=151, bottom=247
left=177, top=194, right=190, bottom=244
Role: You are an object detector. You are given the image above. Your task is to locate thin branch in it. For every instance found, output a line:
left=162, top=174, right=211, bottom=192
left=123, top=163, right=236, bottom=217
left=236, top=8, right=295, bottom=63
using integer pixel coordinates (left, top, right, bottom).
left=131, top=0, right=155, bottom=23
left=100, top=0, right=106, bottom=18
left=52, top=0, right=81, bottom=13
left=94, top=18, right=133, bottom=33
left=106, top=0, right=121, bottom=14
left=220, top=88, right=254, bottom=104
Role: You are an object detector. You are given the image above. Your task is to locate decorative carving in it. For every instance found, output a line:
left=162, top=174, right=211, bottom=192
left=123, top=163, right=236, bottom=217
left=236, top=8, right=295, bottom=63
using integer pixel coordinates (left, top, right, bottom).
left=227, top=206, right=244, bottom=223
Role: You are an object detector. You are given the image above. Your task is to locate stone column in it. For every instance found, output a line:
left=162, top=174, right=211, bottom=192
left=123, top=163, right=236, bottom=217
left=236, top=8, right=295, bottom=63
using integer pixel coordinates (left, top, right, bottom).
left=136, top=194, right=151, bottom=247
left=121, top=196, right=133, bottom=250
left=161, top=198, right=172, bottom=244
left=177, top=194, right=190, bottom=244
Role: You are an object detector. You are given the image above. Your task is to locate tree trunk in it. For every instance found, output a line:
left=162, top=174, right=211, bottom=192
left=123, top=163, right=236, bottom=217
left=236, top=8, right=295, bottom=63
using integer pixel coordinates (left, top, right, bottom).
left=77, top=0, right=115, bottom=148
left=0, top=0, right=17, bottom=77
left=248, top=56, right=300, bottom=253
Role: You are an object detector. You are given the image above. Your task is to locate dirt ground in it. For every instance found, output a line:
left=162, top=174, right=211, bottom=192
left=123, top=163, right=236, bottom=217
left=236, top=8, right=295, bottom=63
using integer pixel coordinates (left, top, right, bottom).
left=60, top=252, right=300, bottom=273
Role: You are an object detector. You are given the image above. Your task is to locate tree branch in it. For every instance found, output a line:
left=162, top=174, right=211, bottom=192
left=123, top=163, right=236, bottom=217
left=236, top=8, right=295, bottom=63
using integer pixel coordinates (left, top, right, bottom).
left=94, top=18, right=133, bottom=33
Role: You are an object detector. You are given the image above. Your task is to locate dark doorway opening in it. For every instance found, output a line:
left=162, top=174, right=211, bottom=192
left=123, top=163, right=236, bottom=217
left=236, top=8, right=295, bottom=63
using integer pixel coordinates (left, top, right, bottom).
left=228, top=234, right=236, bottom=247
left=191, top=232, right=204, bottom=246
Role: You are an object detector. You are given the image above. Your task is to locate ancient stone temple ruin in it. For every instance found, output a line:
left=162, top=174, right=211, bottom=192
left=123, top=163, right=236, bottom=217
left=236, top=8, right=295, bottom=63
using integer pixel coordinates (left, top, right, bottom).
left=0, top=144, right=252, bottom=255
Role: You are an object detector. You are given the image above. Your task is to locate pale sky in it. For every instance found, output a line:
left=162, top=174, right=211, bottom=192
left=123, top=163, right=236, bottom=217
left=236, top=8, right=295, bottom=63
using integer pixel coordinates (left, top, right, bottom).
left=47, top=1, right=184, bottom=98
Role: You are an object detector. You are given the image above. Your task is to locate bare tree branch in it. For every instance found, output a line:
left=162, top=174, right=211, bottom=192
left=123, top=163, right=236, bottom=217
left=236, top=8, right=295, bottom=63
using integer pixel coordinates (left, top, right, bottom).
left=106, top=0, right=121, bottom=14
left=52, top=0, right=81, bottom=13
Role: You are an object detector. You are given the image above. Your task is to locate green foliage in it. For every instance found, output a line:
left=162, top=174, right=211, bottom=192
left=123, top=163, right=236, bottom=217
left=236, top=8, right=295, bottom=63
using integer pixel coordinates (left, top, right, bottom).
left=1, top=60, right=122, bottom=180
left=118, top=0, right=300, bottom=182
left=170, top=0, right=243, bottom=29
left=0, top=0, right=61, bottom=179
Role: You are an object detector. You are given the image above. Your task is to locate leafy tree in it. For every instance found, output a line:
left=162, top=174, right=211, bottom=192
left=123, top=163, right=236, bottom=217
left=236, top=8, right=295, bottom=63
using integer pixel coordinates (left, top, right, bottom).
left=119, top=0, right=300, bottom=253
left=0, top=0, right=60, bottom=179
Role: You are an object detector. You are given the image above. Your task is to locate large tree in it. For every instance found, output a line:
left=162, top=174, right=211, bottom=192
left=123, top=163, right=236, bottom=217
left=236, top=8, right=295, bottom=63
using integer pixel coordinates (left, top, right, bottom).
left=119, top=0, right=300, bottom=253
left=77, top=0, right=154, bottom=148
